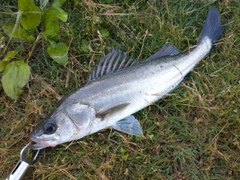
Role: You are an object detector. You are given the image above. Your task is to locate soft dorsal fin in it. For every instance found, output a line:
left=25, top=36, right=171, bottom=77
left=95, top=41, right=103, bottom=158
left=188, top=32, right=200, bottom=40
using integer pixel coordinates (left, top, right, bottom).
left=146, top=42, right=180, bottom=61
left=89, top=48, right=137, bottom=81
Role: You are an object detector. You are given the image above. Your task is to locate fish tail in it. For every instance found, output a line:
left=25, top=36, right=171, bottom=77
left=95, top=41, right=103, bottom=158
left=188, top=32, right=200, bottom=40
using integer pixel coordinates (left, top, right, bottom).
left=198, top=6, right=225, bottom=46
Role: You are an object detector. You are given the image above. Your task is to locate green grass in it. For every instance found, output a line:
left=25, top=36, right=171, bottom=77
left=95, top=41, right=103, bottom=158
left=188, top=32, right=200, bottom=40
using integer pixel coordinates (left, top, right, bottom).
left=1, top=1, right=240, bottom=179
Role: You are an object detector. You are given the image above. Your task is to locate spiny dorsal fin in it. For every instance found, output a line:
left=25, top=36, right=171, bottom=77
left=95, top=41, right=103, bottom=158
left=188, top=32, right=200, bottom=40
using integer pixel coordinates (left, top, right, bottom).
left=89, top=48, right=137, bottom=81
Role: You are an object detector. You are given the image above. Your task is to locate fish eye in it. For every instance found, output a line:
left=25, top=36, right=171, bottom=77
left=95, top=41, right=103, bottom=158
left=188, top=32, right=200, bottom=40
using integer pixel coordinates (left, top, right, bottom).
left=43, top=122, right=57, bottom=134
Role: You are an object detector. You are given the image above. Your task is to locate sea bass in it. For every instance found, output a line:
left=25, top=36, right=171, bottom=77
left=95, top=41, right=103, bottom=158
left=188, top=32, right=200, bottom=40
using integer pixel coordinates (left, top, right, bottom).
left=30, top=7, right=225, bottom=149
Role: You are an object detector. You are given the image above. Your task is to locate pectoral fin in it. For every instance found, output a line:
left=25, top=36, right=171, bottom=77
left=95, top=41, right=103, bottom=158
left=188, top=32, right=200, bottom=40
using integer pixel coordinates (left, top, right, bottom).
left=96, top=103, right=130, bottom=119
left=112, top=115, right=143, bottom=136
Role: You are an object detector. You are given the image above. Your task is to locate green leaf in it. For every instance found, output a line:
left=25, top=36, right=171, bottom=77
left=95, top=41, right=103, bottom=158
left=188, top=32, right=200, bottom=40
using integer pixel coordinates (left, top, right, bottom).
left=101, top=29, right=110, bottom=38
left=43, top=21, right=60, bottom=41
left=81, top=40, right=89, bottom=53
left=43, top=7, right=68, bottom=40
left=48, top=39, right=57, bottom=48
left=3, top=23, right=35, bottom=42
left=2, top=51, right=16, bottom=61
left=18, top=0, right=41, bottom=30
left=47, top=42, right=68, bottom=65
left=0, top=51, right=16, bottom=71
left=2, top=60, right=30, bottom=100
left=120, top=147, right=126, bottom=154
left=120, top=147, right=129, bottom=160
left=123, top=153, right=129, bottom=159
left=0, top=61, right=10, bottom=72
left=44, top=6, right=67, bottom=23
left=53, top=0, right=66, bottom=7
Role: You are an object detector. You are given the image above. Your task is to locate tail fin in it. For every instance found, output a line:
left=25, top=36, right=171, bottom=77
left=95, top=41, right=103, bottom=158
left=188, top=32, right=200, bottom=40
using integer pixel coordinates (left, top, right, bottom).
left=198, top=6, right=225, bottom=45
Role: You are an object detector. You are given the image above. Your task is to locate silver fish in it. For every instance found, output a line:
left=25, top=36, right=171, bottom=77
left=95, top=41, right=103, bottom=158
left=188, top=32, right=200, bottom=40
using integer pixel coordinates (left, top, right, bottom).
left=30, top=6, right=225, bottom=149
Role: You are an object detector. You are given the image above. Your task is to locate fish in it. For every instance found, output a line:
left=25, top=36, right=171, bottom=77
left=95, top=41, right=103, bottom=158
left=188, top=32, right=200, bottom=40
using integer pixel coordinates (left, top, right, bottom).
left=30, top=6, right=225, bottom=149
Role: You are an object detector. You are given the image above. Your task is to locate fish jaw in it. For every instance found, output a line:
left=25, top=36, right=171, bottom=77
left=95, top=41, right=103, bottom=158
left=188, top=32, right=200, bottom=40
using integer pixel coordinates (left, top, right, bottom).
left=30, top=125, right=63, bottom=150
left=31, top=136, right=59, bottom=149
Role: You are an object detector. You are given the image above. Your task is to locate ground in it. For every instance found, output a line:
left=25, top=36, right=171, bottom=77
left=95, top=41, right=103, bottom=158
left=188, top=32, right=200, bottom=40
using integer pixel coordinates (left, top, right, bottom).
left=0, top=1, right=239, bottom=180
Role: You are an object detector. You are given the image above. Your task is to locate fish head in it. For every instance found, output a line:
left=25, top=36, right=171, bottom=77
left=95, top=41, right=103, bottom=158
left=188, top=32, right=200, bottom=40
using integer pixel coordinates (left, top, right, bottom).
left=30, top=103, right=96, bottom=149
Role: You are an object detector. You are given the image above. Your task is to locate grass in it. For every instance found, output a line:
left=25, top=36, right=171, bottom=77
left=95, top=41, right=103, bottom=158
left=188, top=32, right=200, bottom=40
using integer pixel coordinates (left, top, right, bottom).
left=1, top=0, right=240, bottom=179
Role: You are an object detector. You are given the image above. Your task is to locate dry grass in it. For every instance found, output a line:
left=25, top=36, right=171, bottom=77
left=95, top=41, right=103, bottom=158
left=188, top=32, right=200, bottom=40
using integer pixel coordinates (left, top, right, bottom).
left=1, top=0, right=240, bottom=179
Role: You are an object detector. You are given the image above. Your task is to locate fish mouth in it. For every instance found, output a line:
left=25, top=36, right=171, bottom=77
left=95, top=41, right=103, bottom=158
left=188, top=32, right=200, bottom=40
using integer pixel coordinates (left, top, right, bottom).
left=30, top=137, right=58, bottom=150
left=30, top=142, right=48, bottom=150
